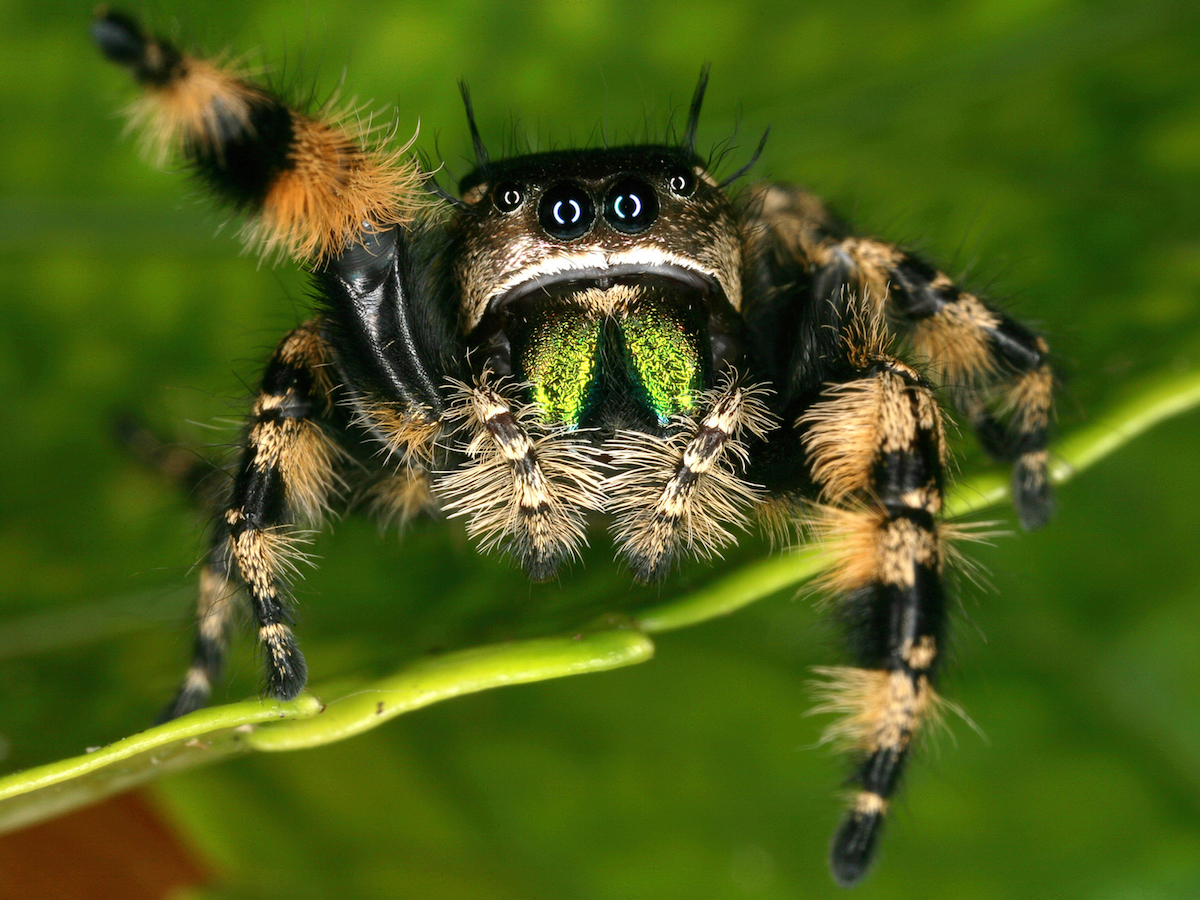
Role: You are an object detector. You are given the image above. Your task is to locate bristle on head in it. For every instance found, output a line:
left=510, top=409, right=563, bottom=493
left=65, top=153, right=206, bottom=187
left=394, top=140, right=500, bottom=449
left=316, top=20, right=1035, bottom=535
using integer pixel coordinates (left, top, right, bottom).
left=459, top=81, right=489, bottom=171
left=683, top=63, right=710, bottom=155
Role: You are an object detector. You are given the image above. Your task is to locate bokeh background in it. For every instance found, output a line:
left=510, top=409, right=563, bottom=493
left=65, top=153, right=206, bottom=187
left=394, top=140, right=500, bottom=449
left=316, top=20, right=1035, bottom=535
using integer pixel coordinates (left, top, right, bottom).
left=2, top=0, right=1199, bottom=897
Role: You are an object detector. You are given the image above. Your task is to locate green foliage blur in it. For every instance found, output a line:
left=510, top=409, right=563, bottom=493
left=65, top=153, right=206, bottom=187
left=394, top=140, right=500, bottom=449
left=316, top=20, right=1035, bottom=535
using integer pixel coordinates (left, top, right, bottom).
left=1, top=0, right=1198, bottom=896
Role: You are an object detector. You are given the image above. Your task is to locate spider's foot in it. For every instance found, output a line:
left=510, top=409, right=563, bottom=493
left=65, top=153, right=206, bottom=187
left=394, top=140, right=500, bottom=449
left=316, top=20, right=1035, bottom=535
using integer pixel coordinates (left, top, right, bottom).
left=261, top=623, right=308, bottom=701
left=155, top=667, right=213, bottom=724
left=829, top=793, right=885, bottom=887
left=1014, top=450, right=1053, bottom=530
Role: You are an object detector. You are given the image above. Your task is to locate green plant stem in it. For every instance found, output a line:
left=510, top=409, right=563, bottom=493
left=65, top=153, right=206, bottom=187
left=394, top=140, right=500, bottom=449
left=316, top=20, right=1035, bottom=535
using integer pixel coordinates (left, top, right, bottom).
left=248, top=628, right=654, bottom=752
left=0, top=628, right=650, bottom=833
left=0, top=697, right=322, bottom=834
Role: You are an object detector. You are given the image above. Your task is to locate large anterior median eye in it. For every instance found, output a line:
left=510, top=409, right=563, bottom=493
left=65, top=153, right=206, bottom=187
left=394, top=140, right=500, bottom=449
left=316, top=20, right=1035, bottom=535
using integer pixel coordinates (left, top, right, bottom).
left=604, top=178, right=658, bottom=234
left=538, top=182, right=595, bottom=240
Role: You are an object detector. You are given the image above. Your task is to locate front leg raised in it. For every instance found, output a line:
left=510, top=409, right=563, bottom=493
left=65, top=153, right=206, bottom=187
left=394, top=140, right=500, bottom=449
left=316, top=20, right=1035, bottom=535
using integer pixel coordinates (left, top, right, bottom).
left=92, top=9, right=425, bottom=262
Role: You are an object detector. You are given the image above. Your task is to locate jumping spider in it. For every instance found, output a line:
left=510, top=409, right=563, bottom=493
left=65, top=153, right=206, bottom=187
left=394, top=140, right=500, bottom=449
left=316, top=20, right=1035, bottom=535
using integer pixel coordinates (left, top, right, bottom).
left=93, top=9, right=1054, bottom=886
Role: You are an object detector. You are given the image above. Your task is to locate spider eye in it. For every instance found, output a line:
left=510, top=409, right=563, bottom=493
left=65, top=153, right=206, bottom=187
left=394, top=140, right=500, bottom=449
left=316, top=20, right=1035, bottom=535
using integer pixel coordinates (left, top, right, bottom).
left=604, top=178, right=658, bottom=234
left=538, top=182, right=595, bottom=240
left=667, top=166, right=696, bottom=197
left=493, top=182, right=524, bottom=213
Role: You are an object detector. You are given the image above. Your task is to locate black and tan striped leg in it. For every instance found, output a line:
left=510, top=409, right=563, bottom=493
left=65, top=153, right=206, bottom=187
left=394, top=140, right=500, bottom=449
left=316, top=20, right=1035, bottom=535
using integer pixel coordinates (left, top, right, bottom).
left=814, top=233, right=1054, bottom=529
left=607, top=376, right=777, bottom=582
left=750, top=183, right=1055, bottom=529
left=437, top=377, right=603, bottom=580
left=92, top=9, right=424, bottom=261
left=799, top=353, right=949, bottom=887
left=159, top=525, right=237, bottom=721
left=161, top=321, right=342, bottom=719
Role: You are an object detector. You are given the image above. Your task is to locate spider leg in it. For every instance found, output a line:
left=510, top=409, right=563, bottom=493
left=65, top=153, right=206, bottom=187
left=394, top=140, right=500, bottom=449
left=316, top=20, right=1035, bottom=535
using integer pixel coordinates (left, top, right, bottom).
left=366, top=465, right=439, bottom=533
left=91, top=9, right=425, bottom=261
left=93, top=9, right=463, bottom=431
left=159, top=528, right=237, bottom=721
left=607, top=376, right=777, bottom=581
left=436, top=378, right=604, bottom=581
left=161, top=321, right=342, bottom=719
left=798, top=349, right=949, bottom=887
left=95, top=11, right=464, bottom=714
left=749, top=183, right=1055, bottom=529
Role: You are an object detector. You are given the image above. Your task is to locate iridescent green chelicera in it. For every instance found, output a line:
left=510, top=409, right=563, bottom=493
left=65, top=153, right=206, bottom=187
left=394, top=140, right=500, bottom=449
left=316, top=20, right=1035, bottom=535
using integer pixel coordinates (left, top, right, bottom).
left=522, top=312, right=600, bottom=425
left=622, top=306, right=703, bottom=422
left=520, top=304, right=702, bottom=427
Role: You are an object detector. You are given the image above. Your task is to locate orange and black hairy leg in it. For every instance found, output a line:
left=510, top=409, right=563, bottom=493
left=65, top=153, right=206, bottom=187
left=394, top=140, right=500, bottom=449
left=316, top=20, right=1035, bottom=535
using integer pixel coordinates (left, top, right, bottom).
left=94, top=10, right=459, bottom=718
left=798, top=332, right=950, bottom=887
left=750, top=183, right=1056, bottom=530
left=90, top=8, right=425, bottom=262
left=161, top=322, right=343, bottom=720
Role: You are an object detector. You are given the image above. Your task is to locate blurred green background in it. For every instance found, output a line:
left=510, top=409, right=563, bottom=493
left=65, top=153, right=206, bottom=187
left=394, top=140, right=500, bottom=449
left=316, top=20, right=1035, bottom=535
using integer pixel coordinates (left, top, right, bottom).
left=2, top=0, right=1199, bottom=896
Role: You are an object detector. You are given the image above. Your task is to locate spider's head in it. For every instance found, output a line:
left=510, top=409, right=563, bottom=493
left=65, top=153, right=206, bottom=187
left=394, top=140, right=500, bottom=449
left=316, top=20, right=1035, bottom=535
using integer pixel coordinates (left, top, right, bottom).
left=452, top=145, right=746, bottom=429
left=454, top=146, right=744, bottom=329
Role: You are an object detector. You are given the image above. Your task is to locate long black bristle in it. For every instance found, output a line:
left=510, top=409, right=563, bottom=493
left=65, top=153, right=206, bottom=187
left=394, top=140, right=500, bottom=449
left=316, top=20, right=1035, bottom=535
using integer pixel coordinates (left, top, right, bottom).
left=683, top=63, right=711, bottom=155
left=719, top=127, right=770, bottom=187
left=459, top=81, right=489, bottom=171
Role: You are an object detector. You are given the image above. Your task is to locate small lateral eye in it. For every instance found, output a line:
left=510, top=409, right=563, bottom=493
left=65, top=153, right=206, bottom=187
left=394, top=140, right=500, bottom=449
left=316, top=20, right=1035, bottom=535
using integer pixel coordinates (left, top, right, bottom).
left=493, top=182, right=524, bottom=213
left=667, top=166, right=696, bottom=197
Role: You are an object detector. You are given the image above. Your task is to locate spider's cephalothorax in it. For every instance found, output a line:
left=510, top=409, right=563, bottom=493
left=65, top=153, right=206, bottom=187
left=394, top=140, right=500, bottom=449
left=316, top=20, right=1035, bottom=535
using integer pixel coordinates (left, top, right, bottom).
left=94, top=10, right=1056, bottom=886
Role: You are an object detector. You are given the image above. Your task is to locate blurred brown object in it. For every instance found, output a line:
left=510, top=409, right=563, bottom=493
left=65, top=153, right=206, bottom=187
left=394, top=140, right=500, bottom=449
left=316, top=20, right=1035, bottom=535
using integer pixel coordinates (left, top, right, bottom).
left=0, top=790, right=207, bottom=899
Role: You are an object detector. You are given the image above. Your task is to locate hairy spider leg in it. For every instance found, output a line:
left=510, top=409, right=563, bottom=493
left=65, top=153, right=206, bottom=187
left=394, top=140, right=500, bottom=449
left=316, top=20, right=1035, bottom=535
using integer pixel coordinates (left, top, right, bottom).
left=799, top=352, right=949, bottom=887
left=95, top=10, right=462, bottom=713
left=158, top=529, right=238, bottom=721
left=437, top=378, right=605, bottom=581
left=162, top=322, right=342, bottom=719
left=91, top=9, right=425, bottom=261
left=752, top=184, right=1055, bottom=529
left=606, top=376, right=778, bottom=581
